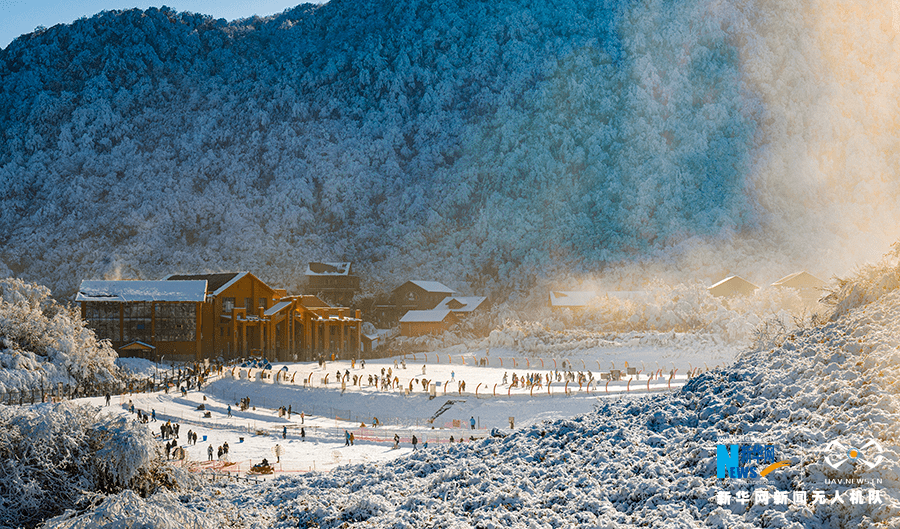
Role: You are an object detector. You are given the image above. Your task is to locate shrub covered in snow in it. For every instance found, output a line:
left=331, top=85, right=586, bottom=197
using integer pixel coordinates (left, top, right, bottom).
left=0, top=278, right=120, bottom=394
left=0, top=402, right=169, bottom=528
left=823, top=242, right=900, bottom=322
left=44, top=490, right=217, bottom=529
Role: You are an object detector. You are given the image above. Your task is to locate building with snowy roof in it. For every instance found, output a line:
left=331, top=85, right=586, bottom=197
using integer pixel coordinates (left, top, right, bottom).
left=707, top=276, right=759, bottom=298
left=305, top=262, right=360, bottom=306
left=549, top=291, right=599, bottom=309
left=76, top=280, right=208, bottom=361
left=435, top=296, right=488, bottom=315
left=771, top=271, right=825, bottom=304
left=374, top=280, right=457, bottom=324
left=77, top=273, right=362, bottom=363
left=399, top=309, right=458, bottom=337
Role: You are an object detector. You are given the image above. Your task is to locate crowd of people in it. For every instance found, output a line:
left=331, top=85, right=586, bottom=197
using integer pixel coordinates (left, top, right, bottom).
left=126, top=355, right=603, bottom=477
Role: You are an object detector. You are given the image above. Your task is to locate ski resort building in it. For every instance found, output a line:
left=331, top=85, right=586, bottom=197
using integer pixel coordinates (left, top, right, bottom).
left=76, top=280, right=207, bottom=361
left=77, top=273, right=361, bottom=363
left=707, top=276, right=759, bottom=298
left=549, top=291, right=599, bottom=309
left=373, top=280, right=456, bottom=324
left=399, top=309, right=458, bottom=336
left=771, top=271, right=825, bottom=304
left=371, top=281, right=489, bottom=334
left=305, top=262, right=360, bottom=306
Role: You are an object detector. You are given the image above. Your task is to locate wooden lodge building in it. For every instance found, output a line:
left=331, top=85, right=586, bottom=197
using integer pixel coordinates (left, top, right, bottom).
left=374, top=280, right=456, bottom=325
left=77, top=272, right=361, bottom=363
left=305, top=262, right=360, bottom=306
left=373, top=280, right=488, bottom=336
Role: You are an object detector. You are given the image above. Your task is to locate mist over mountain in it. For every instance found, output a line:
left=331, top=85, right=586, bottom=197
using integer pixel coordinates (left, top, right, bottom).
left=1, top=0, right=898, bottom=301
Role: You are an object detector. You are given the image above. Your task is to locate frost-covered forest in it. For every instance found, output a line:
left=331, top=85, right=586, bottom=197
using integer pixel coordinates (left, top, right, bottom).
left=1, top=0, right=898, bottom=301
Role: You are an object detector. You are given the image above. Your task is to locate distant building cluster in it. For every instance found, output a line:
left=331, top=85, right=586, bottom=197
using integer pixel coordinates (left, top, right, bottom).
left=375, top=280, right=489, bottom=337
left=549, top=271, right=826, bottom=309
left=76, top=264, right=494, bottom=362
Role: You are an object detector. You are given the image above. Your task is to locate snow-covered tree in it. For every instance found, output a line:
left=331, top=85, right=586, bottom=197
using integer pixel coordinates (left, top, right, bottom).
left=0, top=402, right=165, bottom=528
left=0, top=278, right=119, bottom=393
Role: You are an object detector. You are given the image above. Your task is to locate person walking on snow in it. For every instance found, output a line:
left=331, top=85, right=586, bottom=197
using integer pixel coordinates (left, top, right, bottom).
left=470, top=416, right=476, bottom=430
left=207, top=445, right=213, bottom=461
left=393, top=434, right=400, bottom=449
left=283, top=426, right=287, bottom=439
left=227, top=404, right=231, bottom=417
left=412, top=435, right=418, bottom=450
left=274, top=444, right=283, bottom=463
left=345, top=430, right=351, bottom=446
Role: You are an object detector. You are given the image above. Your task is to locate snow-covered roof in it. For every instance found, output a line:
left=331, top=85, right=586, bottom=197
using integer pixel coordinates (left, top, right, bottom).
left=75, top=280, right=207, bottom=302
left=209, top=272, right=250, bottom=296
left=708, top=276, right=759, bottom=298
left=264, top=301, right=292, bottom=317
left=164, top=272, right=250, bottom=296
left=120, top=340, right=156, bottom=350
left=399, top=309, right=453, bottom=323
left=407, top=280, right=455, bottom=293
left=549, top=291, right=599, bottom=307
left=306, top=262, right=352, bottom=276
left=771, top=271, right=825, bottom=290
left=436, top=296, right=488, bottom=313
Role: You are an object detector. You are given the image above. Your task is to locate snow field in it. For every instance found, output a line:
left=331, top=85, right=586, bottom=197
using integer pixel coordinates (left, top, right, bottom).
left=106, top=344, right=711, bottom=479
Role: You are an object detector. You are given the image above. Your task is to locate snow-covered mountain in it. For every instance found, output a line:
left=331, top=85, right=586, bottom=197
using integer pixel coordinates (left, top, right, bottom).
left=1, top=0, right=898, bottom=300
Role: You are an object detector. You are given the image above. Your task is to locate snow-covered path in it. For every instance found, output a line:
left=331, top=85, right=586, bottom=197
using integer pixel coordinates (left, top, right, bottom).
left=109, top=344, right=711, bottom=475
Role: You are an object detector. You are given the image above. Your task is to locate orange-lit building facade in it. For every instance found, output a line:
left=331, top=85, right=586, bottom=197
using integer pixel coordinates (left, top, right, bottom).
left=77, top=272, right=361, bottom=362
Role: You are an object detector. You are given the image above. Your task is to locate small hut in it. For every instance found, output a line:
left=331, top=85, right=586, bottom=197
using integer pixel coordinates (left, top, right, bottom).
left=708, top=276, right=759, bottom=298
left=771, top=271, right=825, bottom=304
left=399, top=309, right=457, bottom=337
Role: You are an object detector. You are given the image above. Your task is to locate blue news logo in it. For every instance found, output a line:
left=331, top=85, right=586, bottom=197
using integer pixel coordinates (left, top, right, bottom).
left=717, top=443, right=791, bottom=479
